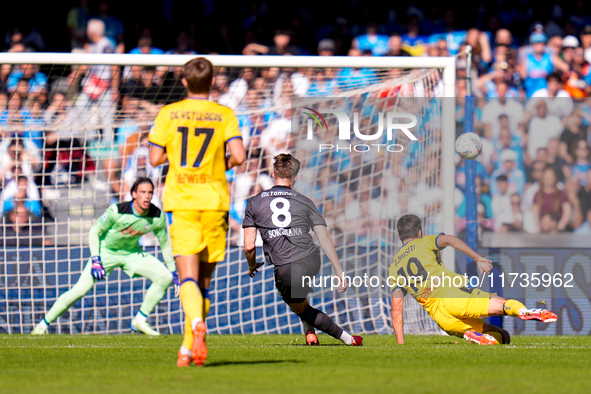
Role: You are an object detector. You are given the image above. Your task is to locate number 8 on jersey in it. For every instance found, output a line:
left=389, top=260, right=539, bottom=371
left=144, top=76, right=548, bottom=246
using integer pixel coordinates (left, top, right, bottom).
left=270, top=198, right=291, bottom=228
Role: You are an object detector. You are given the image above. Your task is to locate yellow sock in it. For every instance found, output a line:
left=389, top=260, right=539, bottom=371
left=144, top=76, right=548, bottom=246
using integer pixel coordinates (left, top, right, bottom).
left=182, top=288, right=210, bottom=351
left=203, top=298, right=211, bottom=321
left=182, top=314, right=193, bottom=350
left=180, top=279, right=203, bottom=327
left=201, top=287, right=211, bottom=321
left=484, top=331, right=502, bottom=345
left=503, top=299, right=526, bottom=317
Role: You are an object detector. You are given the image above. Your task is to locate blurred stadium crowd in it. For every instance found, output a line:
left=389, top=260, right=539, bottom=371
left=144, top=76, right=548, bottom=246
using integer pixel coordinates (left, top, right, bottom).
left=1, top=1, right=591, bottom=248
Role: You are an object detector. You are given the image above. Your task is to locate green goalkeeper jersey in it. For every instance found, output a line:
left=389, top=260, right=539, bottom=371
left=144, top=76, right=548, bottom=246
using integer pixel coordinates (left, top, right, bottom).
left=89, top=201, right=175, bottom=271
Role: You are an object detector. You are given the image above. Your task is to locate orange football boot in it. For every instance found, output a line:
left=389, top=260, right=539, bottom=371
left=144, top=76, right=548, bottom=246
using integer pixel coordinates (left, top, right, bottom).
left=463, top=331, right=498, bottom=345
left=177, top=350, right=192, bottom=367
left=518, top=308, right=557, bottom=323
left=306, top=329, right=319, bottom=345
left=191, top=321, right=208, bottom=366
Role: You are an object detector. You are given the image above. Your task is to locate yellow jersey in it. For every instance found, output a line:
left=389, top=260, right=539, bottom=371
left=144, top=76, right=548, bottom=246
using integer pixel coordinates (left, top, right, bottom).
left=388, top=234, right=470, bottom=311
left=149, top=98, right=242, bottom=211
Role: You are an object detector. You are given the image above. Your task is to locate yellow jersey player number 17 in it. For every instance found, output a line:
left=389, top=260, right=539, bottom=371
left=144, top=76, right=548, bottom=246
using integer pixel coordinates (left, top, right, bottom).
left=148, top=57, right=245, bottom=367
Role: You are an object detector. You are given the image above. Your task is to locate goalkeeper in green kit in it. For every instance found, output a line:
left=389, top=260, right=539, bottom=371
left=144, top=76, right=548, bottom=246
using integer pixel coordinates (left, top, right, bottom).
left=32, top=177, right=180, bottom=336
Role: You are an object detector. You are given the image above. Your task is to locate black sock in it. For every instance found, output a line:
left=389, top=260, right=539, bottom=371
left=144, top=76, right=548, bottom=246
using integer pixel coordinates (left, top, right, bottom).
left=297, top=305, right=343, bottom=339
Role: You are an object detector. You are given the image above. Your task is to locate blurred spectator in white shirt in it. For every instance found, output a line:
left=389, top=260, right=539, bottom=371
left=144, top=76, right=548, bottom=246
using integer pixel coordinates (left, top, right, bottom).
left=526, top=100, right=563, bottom=161
left=491, top=174, right=513, bottom=231
left=481, top=96, right=524, bottom=139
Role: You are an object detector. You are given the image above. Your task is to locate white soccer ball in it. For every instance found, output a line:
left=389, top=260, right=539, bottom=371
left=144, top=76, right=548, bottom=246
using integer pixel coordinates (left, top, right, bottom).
left=455, top=132, right=483, bottom=160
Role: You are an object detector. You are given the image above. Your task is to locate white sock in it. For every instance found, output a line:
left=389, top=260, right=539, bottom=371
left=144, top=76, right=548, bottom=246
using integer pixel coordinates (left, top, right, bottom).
left=135, top=311, right=147, bottom=324
left=191, top=317, right=203, bottom=331
left=340, top=331, right=352, bottom=345
left=180, top=345, right=191, bottom=356
left=302, top=320, right=315, bottom=333
left=38, top=319, right=48, bottom=329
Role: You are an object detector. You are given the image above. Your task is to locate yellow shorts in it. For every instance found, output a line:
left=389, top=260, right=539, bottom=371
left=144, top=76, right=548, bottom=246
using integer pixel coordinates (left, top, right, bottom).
left=428, top=289, right=492, bottom=338
left=166, top=210, right=228, bottom=261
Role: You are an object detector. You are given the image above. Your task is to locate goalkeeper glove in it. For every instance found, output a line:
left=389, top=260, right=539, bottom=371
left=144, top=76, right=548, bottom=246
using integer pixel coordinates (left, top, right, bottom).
left=172, top=271, right=180, bottom=297
left=91, top=256, right=106, bottom=281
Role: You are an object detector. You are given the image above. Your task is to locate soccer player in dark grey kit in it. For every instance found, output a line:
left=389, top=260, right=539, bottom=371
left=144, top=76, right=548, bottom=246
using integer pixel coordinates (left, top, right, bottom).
left=243, top=153, right=362, bottom=346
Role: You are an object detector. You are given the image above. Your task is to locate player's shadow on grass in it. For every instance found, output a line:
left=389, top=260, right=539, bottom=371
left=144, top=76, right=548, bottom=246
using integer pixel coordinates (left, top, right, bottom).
left=206, top=359, right=302, bottom=367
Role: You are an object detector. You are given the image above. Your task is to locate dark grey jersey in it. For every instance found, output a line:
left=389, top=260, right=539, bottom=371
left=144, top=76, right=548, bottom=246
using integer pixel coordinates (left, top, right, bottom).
left=242, top=185, right=326, bottom=266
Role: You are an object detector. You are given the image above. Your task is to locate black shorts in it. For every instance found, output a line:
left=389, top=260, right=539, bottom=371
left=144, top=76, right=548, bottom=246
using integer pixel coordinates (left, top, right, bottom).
left=273, top=250, right=321, bottom=304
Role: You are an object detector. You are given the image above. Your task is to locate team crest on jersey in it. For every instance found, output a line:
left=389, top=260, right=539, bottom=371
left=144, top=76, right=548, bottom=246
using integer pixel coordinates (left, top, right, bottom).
left=145, top=224, right=150, bottom=230
left=121, top=226, right=143, bottom=236
left=100, top=213, right=108, bottom=222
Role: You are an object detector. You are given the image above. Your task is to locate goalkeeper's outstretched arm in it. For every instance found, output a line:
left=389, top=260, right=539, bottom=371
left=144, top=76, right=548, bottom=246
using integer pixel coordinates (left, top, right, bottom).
left=88, top=206, right=116, bottom=256
left=391, top=288, right=405, bottom=344
left=88, top=222, right=102, bottom=257
left=313, top=225, right=346, bottom=293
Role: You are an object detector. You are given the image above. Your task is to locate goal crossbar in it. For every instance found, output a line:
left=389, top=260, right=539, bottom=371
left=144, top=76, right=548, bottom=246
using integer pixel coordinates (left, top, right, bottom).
left=0, top=52, right=456, bottom=71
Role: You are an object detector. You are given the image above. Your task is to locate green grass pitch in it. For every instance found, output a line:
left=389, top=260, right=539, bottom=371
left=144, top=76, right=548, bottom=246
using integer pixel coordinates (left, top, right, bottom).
left=1, top=334, right=590, bottom=394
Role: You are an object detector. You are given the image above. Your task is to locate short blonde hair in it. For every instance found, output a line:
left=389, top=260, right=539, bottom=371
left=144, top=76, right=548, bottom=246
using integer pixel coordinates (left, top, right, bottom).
left=87, top=19, right=105, bottom=37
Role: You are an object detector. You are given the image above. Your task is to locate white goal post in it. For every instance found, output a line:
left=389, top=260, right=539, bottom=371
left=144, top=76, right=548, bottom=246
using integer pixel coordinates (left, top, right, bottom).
left=0, top=52, right=455, bottom=335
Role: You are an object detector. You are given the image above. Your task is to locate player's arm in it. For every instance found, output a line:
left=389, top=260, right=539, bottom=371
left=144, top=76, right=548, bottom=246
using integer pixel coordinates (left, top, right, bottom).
left=148, top=110, right=169, bottom=167
left=242, top=199, right=263, bottom=277
left=224, top=111, right=246, bottom=170
left=88, top=206, right=117, bottom=257
left=436, top=234, right=493, bottom=273
left=226, top=137, right=246, bottom=170
left=391, top=288, right=405, bottom=344
left=313, top=225, right=347, bottom=293
left=88, top=206, right=117, bottom=280
left=149, top=144, right=168, bottom=167
left=243, top=227, right=263, bottom=278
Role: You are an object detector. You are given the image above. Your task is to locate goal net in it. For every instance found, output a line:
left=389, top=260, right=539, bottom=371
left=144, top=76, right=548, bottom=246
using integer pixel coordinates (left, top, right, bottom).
left=0, top=53, right=455, bottom=335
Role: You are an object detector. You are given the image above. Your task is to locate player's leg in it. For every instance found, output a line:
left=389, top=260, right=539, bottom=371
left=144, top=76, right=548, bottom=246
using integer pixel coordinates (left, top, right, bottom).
left=482, top=322, right=511, bottom=345
left=288, top=299, right=361, bottom=346
left=32, top=259, right=99, bottom=334
left=197, top=260, right=217, bottom=322
left=168, top=210, right=206, bottom=366
left=182, top=211, right=228, bottom=364
left=276, top=252, right=361, bottom=346
left=436, top=297, right=498, bottom=345
left=124, top=252, right=173, bottom=335
left=177, top=210, right=228, bottom=366
left=180, top=261, right=217, bottom=353
left=196, top=211, right=229, bottom=325
left=280, top=253, right=320, bottom=342
left=177, top=254, right=206, bottom=366
left=488, top=295, right=557, bottom=323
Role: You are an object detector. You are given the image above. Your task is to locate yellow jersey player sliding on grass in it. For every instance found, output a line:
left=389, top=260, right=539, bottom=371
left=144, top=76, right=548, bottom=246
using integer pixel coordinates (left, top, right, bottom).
left=149, top=57, right=245, bottom=367
left=389, top=214, right=557, bottom=345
